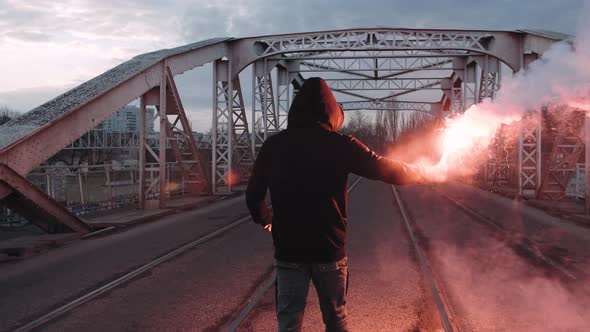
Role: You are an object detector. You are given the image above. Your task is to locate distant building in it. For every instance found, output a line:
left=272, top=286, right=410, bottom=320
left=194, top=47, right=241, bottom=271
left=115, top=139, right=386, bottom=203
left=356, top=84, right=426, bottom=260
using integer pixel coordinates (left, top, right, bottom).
left=98, top=105, right=155, bottom=132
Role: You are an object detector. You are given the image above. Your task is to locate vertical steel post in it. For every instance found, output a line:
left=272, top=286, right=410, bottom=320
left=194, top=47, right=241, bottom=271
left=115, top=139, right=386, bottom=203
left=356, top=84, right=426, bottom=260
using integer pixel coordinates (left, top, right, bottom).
left=585, top=114, right=590, bottom=214
left=105, top=165, right=112, bottom=208
left=139, top=95, right=146, bottom=209
left=212, top=59, right=233, bottom=194
left=212, top=60, right=219, bottom=194
left=536, top=112, right=542, bottom=192
left=78, top=170, right=85, bottom=205
left=251, top=65, right=257, bottom=156
left=517, top=125, right=523, bottom=196
left=227, top=60, right=234, bottom=193
left=159, top=60, right=167, bottom=208
left=262, top=60, right=269, bottom=141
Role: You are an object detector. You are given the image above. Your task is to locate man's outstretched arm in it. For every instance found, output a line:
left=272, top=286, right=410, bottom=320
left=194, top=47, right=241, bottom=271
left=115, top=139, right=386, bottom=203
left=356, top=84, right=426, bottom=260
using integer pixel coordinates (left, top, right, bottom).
left=246, top=145, right=273, bottom=226
left=345, top=136, right=425, bottom=185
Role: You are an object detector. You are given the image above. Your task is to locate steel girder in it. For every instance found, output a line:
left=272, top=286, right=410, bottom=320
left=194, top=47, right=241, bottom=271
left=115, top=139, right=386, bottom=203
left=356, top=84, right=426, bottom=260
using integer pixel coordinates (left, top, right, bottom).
left=213, top=60, right=254, bottom=194
left=485, top=124, right=518, bottom=190
left=538, top=110, right=585, bottom=200
left=340, top=100, right=440, bottom=115
left=230, top=29, right=527, bottom=76
left=297, top=55, right=454, bottom=73
left=213, top=60, right=233, bottom=194
left=231, top=79, right=255, bottom=181
left=276, top=66, right=291, bottom=130
left=326, top=78, right=443, bottom=91
left=165, top=67, right=210, bottom=195
left=137, top=64, right=209, bottom=207
left=441, top=73, right=464, bottom=113
left=251, top=61, right=278, bottom=150
left=518, top=113, right=542, bottom=197
left=475, top=56, right=501, bottom=102
left=0, top=164, right=92, bottom=234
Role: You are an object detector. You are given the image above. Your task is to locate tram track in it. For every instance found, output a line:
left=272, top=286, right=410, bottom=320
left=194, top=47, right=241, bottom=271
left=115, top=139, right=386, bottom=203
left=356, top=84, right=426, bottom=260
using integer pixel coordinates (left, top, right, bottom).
left=391, top=185, right=458, bottom=332
left=436, top=187, right=578, bottom=281
left=13, top=214, right=254, bottom=332
left=15, top=177, right=364, bottom=332
left=17, top=178, right=578, bottom=331
left=225, top=182, right=585, bottom=331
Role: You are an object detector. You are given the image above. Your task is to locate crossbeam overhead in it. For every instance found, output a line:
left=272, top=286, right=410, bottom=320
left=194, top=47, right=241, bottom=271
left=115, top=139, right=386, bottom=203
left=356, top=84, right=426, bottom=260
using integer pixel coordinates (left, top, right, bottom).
left=326, top=78, right=442, bottom=91
left=340, top=100, right=440, bottom=113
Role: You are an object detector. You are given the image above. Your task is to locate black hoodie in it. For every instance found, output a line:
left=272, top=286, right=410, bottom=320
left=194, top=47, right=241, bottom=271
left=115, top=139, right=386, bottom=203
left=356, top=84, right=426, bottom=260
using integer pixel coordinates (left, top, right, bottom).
left=246, top=77, right=422, bottom=263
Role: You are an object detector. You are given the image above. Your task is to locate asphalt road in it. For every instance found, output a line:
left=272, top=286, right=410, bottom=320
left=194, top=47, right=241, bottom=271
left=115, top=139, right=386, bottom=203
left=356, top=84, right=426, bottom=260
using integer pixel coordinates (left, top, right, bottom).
left=239, top=179, right=441, bottom=331
left=0, top=195, right=252, bottom=332
left=2, top=179, right=590, bottom=331
left=399, top=184, right=590, bottom=331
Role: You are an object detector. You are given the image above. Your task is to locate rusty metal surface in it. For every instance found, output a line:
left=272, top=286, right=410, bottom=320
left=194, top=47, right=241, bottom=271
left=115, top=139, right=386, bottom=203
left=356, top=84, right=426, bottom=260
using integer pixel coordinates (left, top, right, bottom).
left=0, top=37, right=231, bottom=152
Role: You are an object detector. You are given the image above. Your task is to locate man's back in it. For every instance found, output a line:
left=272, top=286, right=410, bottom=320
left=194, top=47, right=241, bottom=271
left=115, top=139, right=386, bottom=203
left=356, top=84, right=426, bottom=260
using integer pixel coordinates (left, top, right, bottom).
left=253, top=125, right=353, bottom=263
left=245, top=77, right=424, bottom=332
left=247, top=122, right=421, bottom=263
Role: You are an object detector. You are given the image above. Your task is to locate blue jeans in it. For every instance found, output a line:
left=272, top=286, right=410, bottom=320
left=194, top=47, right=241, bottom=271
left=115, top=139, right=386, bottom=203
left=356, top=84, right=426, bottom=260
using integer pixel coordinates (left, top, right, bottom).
left=274, top=257, right=349, bottom=332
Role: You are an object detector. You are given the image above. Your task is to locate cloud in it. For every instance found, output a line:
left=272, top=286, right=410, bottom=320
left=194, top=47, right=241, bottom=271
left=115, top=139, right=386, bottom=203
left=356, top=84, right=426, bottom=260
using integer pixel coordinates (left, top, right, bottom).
left=3, top=30, right=51, bottom=42
left=0, top=0, right=586, bottom=132
left=179, top=0, right=582, bottom=42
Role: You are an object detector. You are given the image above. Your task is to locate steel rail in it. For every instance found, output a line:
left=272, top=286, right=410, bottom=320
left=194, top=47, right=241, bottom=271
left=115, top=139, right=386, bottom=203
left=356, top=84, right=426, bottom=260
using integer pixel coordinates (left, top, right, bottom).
left=224, top=176, right=364, bottom=331
left=391, top=185, right=456, bottom=332
left=438, top=189, right=577, bottom=281
left=14, top=214, right=254, bottom=332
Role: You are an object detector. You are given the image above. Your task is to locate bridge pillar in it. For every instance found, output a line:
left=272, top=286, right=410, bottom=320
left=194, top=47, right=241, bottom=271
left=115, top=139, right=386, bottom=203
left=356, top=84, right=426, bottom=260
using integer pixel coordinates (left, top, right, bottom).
left=517, top=112, right=542, bottom=197
left=477, top=55, right=501, bottom=102
left=212, top=60, right=253, bottom=194
left=230, top=78, right=255, bottom=183
left=212, top=59, right=233, bottom=194
left=463, top=60, right=478, bottom=110
left=586, top=114, right=590, bottom=214
left=441, top=75, right=464, bottom=113
left=276, top=66, right=291, bottom=130
left=251, top=60, right=278, bottom=152
left=158, top=60, right=168, bottom=208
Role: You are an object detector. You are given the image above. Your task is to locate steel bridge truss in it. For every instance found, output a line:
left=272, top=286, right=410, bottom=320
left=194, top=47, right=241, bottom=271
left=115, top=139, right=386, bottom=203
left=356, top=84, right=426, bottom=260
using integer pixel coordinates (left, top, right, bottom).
left=0, top=29, right=570, bottom=234
left=138, top=65, right=209, bottom=208
left=212, top=60, right=255, bottom=193
left=518, top=113, right=543, bottom=197
left=340, top=100, right=440, bottom=114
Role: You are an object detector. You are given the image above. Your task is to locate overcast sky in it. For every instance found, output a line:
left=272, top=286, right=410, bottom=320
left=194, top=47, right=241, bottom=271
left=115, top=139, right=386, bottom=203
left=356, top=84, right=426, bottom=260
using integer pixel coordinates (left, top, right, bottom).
left=0, top=0, right=586, bottom=131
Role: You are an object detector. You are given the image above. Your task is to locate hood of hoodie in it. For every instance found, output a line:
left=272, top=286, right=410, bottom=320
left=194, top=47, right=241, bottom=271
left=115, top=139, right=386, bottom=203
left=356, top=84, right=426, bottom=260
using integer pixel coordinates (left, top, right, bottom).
left=287, top=77, right=344, bottom=131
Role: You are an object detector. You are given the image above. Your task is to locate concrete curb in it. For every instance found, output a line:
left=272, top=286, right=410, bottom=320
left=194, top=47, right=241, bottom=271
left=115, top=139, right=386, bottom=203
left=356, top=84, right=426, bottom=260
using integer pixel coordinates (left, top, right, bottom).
left=0, top=194, right=244, bottom=262
left=88, top=196, right=219, bottom=228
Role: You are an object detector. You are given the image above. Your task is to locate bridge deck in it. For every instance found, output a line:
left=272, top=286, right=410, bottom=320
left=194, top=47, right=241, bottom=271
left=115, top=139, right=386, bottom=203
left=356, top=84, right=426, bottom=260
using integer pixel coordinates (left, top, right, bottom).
left=1, top=180, right=589, bottom=331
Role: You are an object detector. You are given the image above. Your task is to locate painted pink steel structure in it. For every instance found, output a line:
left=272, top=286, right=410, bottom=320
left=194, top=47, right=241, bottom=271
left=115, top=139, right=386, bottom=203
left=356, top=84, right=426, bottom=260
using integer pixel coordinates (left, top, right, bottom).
left=0, top=28, right=574, bottom=233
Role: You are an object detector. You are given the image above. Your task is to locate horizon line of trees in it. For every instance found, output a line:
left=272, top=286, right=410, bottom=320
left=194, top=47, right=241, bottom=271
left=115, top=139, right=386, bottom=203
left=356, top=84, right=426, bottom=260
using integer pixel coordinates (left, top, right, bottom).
left=340, top=110, right=442, bottom=158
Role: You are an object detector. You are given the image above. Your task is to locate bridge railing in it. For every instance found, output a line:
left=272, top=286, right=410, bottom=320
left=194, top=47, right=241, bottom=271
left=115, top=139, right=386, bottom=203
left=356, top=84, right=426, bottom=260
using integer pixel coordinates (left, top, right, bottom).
left=24, top=162, right=191, bottom=217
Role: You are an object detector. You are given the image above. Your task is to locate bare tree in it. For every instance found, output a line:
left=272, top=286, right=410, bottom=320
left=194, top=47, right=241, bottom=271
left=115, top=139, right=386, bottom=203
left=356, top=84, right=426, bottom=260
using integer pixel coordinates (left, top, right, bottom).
left=0, top=105, right=20, bottom=125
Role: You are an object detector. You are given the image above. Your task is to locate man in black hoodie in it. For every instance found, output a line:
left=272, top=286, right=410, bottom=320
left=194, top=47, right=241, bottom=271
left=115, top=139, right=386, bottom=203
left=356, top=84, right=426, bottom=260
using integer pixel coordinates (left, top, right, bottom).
left=246, top=77, right=425, bottom=331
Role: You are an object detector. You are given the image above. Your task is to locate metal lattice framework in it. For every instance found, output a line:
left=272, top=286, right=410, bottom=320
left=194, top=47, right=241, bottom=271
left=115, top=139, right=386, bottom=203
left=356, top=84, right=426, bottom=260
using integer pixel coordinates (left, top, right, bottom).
left=485, top=124, right=519, bottom=189
left=256, top=30, right=490, bottom=56
left=0, top=28, right=570, bottom=233
left=518, top=114, right=543, bottom=197
left=325, top=78, right=443, bottom=91
left=340, top=100, right=440, bottom=114
left=538, top=110, right=585, bottom=200
left=298, top=54, right=455, bottom=73
left=252, top=62, right=278, bottom=150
